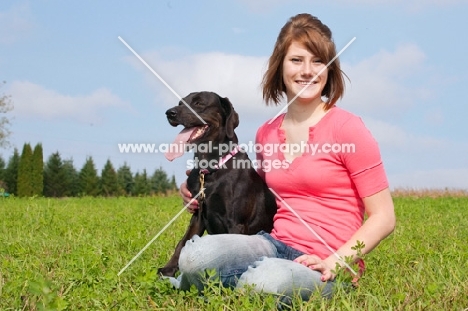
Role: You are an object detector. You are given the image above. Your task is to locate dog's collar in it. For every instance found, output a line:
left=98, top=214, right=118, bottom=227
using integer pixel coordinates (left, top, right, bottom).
left=199, top=145, right=242, bottom=175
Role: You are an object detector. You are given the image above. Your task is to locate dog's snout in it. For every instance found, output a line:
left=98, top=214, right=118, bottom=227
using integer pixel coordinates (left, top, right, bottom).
left=166, top=108, right=177, bottom=119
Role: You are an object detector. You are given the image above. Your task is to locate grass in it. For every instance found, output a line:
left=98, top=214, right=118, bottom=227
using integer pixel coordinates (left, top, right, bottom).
left=0, top=194, right=467, bottom=310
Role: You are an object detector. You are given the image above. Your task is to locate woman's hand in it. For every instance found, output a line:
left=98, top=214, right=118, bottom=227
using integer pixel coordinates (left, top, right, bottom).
left=293, top=254, right=336, bottom=282
left=180, top=170, right=198, bottom=213
left=293, top=189, right=395, bottom=283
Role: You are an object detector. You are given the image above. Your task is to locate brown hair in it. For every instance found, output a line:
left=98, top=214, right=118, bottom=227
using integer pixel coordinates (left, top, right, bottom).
left=262, top=13, right=346, bottom=110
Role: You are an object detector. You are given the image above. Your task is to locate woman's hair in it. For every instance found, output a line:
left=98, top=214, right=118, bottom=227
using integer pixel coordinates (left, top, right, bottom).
left=262, top=13, right=346, bottom=110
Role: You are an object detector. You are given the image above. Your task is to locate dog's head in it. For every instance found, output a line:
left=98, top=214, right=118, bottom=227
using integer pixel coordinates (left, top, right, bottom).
left=164, top=91, right=239, bottom=161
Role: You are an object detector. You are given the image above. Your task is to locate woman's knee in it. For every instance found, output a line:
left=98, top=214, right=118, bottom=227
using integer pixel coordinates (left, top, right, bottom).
left=178, top=235, right=213, bottom=274
left=178, top=233, right=276, bottom=274
left=178, top=234, right=240, bottom=273
left=236, top=257, right=332, bottom=298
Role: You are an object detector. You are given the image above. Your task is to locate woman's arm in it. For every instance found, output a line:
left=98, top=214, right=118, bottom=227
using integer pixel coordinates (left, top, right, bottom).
left=295, top=187, right=396, bottom=281
left=180, top=170, right=199, bottom=213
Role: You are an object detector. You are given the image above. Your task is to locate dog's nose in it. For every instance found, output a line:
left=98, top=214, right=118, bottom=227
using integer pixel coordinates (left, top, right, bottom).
left=166, top=109, right=177, bottom=119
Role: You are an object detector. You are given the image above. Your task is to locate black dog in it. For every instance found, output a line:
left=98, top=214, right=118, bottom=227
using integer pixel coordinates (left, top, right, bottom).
left=158, top=91, right=277, bottom=277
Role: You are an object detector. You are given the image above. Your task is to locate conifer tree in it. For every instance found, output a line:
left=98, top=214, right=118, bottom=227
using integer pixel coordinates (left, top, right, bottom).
left=4, top=148, right=19, bottom=194
left=169, top=174, right=178, bottom=192
left=0, top=155, right=5, bottom=178
left=63, top=159, right=79, bottom=197
left=101, top=159, right=120, bottom=196
left=79, top=156, right=100, bottom=196
left=17, top=143, right=33, bottom=197
left=31, top=143, right=44, bottom=196
left=43, top=152, right=66, bottom=197
left=133, top=169, right=150, bottom=196
left=0, top=155, right=5, bottom=190
left=151, top=167, right=170, bottom=195
left=117, top=162, right=133, bottom=196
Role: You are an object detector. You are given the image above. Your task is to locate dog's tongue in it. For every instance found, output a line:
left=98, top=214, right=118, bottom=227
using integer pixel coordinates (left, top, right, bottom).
left=164, top=127, right=197, bottom=161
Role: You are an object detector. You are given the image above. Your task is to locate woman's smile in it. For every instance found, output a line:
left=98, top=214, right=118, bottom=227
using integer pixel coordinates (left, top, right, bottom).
left=283, top=41, right=328, bottom=104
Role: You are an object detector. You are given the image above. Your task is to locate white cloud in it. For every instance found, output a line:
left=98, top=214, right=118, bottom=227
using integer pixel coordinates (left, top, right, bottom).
left=125, top=45, right=440, bottom=144
left=122, top=44, right=468, bottom=189
left=363, top=117, right=446, bottom=151
left=128, top=44, right=435, bottom=124
left=8, top=81, right=130, bottom=124
left=0, top=2, right=34, bottom=44
left=128, top=50, right=274, bottom=119
left=128, top=43, right=434, bottom=125
left=341, top=44, right=431, bottom=119
left=364, top=117, right=468, bottom=189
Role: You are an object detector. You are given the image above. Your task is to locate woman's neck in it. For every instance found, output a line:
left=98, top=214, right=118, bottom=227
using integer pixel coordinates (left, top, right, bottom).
left=284, top=98, right=327, bottom=125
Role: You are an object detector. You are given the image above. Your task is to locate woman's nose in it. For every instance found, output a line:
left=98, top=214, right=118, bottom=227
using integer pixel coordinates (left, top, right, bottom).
left=301, top=62, right=313, bottom=76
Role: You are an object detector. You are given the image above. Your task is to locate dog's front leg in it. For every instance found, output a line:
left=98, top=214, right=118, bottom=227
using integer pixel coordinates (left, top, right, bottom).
left=158, top=211, right=205, bottom=277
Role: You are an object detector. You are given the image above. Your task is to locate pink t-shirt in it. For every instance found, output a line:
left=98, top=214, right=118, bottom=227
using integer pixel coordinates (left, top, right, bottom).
left=255, top=106, right=389, bottom=260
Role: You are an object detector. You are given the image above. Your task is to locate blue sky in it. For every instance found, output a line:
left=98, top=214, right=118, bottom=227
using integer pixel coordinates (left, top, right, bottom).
left=1, top=0, right=467, bottom=190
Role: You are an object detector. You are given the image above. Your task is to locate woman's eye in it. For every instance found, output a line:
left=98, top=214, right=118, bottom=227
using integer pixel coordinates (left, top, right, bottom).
left=313, top=59, right=323, bottom=63
left=291, top=58, right=302, bottom=63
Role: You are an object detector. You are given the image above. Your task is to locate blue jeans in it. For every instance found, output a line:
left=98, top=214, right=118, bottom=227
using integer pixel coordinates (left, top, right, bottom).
left=167, top=231, right=335, bottom=301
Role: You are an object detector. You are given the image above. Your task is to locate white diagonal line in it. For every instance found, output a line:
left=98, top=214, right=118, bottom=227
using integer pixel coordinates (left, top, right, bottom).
left=117, top=189, right=205, bottom=276
left=268, top=37, right=356, bottom=124
left=118, top=36, right=206, bottom=125
left=269, top=188, right=358, bottom=275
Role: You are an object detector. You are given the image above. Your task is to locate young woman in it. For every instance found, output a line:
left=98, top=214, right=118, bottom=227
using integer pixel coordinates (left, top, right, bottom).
left=174, top=13, right=395, bottom=302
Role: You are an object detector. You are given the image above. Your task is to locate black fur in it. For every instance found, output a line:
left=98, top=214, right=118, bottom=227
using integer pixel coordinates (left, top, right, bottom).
left=158, top=91, right=277, bottom=277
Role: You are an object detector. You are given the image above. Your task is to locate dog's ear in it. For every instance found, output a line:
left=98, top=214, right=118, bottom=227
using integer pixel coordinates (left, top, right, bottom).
left=219, top=96, right=239, bottom=139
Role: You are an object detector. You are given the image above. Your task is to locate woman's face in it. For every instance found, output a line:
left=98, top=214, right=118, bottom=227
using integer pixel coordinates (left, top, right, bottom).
left=282, top=41, right=328, bottom=104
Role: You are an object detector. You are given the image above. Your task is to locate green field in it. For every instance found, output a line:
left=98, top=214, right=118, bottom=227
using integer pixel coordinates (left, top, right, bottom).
left=1, top=195, right=467, bottom=310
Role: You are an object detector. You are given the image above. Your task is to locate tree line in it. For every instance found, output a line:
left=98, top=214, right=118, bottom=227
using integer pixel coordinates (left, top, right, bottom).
left=0, top=143, right=178, bottom=197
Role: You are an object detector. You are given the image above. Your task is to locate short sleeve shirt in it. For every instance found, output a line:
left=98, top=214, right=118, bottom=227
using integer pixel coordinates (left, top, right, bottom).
left=255, top=107, right=389, bottom=259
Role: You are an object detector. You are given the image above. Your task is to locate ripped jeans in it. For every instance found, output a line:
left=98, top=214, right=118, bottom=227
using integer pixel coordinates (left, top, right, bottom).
left=167, top=231, right=335, bottom=301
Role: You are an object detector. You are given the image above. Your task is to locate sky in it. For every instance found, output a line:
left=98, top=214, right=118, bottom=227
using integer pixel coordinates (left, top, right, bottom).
left=1, top=0, right=468, bottom=190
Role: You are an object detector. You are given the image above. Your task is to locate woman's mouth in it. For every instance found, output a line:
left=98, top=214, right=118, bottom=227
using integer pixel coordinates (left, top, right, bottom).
left=296, top=80, right=316, bottom=86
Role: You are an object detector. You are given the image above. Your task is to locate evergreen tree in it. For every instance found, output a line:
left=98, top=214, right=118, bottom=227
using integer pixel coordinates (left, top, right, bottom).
left=4, top=148, right=19, bottom=194
left=133, top=169, right=150, bottom=196
left=101, top=159, right=120, bottom=196
left=169, top=174, right=178, bottom=192
left=0, top=155, right=5, bottom=190
left=31, top=143, right=44, bottom=196
left=151, top=167, right=170, bottom=195
left=17, top=143, right=33, bottom=197
left=63, top=159, right=79, bottom=197
left=79, top=156, right=100, bottom=196
left=117, top=162, right=133, bottom=196
left=43, top=152, right=66, bottom=197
